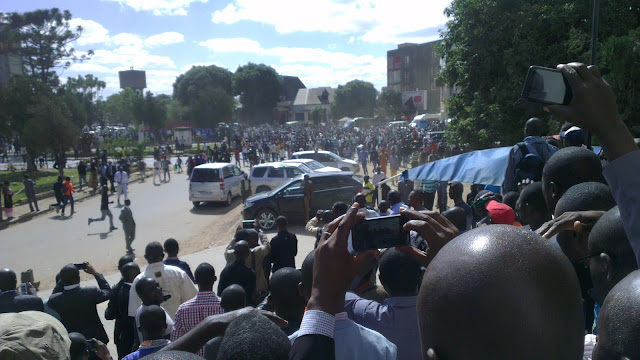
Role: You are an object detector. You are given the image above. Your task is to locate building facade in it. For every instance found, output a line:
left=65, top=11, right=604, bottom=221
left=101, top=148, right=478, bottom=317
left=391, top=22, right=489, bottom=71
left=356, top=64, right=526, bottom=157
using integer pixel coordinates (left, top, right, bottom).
left=387, top=40, right=442, bottom=115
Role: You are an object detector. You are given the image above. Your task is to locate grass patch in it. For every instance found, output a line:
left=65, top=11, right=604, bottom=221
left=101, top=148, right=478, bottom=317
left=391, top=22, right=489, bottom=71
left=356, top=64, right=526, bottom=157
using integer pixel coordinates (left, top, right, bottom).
left=0, top=169, right=79, bottom=203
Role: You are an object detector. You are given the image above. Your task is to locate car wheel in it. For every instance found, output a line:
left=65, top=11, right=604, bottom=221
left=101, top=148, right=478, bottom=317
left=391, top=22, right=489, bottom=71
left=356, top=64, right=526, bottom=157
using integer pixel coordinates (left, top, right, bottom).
left=256, top=208, right=277, bottom=230
left=256, top=186, right=271, bottom=193
left=341, top=167, right=350, bottom=171
left=192, top=201, right=200, bottom=208
left=225, top=192, right=232, bottom=206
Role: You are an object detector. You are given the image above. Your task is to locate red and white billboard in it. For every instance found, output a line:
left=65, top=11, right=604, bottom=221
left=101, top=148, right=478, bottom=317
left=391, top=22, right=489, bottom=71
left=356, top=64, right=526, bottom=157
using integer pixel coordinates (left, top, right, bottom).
left=401, top=90, right=427, bottom=111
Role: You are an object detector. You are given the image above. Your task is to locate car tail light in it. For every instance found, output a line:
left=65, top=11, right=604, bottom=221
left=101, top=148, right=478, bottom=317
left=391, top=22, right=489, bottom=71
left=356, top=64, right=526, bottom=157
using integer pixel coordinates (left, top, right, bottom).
left=358, top=188, right=363, bottom=193
left=220, top=178, right=225, bottom=190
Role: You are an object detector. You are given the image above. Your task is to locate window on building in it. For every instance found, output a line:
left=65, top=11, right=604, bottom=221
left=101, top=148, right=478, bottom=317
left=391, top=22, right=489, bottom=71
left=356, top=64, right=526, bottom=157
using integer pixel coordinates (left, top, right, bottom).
left=432, top=77, right=437, bottom=90
left=405, top=55, right=410, bottom=64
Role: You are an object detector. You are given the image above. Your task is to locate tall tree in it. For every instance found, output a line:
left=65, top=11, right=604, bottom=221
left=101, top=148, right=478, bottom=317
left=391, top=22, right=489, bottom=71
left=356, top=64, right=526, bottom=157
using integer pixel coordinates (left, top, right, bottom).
left=1, top=8, right=93, bottom=88
left=330, top=80, right=378, bottom=119
left=59, top=74, right=106, bottom=129
left=173, top=65, right=234, bottom=128
left=376, top=88, right=403, bottom=120
left=104, top=88, right=142, bottom=126
left=310, top=106, right=324, bottom=125
left=233, top=63, right=282, bottom=124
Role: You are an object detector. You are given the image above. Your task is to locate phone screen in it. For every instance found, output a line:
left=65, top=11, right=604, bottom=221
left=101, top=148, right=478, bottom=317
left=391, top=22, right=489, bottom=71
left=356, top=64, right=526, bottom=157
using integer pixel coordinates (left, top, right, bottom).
left=351, top=214, right=410, bottom=252
left=242, top=220, right=254, bottom=229
left=521, top=66, right=572, bottom=105
left=74, top=263, right=86, bottom=270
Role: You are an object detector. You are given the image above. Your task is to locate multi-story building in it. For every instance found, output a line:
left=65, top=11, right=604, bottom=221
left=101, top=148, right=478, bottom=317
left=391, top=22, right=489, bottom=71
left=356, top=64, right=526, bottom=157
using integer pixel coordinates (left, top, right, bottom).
left=387, top=40, right=442, bottom=115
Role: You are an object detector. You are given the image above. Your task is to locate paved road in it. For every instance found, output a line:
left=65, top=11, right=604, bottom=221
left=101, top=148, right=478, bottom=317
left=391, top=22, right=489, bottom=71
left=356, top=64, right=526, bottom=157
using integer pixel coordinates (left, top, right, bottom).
left=0, top=170, right=247, bottom=290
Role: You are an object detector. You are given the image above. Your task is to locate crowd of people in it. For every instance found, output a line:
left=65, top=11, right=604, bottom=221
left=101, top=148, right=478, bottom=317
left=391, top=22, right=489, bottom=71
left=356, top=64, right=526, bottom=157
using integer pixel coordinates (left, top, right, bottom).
left=1, top=62, right=640, bottom=360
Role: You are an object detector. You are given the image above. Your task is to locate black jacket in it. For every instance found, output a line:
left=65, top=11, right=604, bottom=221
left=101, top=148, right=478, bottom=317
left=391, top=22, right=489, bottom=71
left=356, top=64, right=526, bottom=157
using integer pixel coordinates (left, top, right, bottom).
left=218, top=261, right=256, bottom=305
left=47, top=274, right=112, bottom=343
left=0, top=290, right=44, bottom=314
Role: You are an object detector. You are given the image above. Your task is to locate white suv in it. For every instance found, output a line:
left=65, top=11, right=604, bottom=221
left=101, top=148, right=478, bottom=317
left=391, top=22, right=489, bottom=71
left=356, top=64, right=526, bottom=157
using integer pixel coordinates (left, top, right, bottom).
left=282, top=159, right=341, bottom=173
left=189, top=163, right=245, bottom=207
left=249, top=162, right=313, bottom=194
left=290, top=150, right=360, bottom=173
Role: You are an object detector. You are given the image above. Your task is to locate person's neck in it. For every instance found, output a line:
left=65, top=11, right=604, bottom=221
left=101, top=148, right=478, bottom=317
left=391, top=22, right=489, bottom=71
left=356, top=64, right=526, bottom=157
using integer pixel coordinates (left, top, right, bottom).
left=454, top=197, right=463, bottom=204
left=198, top=285, right=213, bottom=292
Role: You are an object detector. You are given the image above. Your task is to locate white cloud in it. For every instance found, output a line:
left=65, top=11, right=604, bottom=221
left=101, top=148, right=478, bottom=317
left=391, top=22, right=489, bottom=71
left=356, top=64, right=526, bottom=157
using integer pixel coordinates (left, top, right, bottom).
left=69, top=18, right=111, bottom=46
left=198, top=38, right=262, bottom=53
left=348, top=36, right=355, bottom=44
left=144, top=32, right=185, bottom=48
left=212, top=0, right=450, bottom=44
left=112, top=33, right=144, bottom=47
left=102, top=0, right=208, bottom=16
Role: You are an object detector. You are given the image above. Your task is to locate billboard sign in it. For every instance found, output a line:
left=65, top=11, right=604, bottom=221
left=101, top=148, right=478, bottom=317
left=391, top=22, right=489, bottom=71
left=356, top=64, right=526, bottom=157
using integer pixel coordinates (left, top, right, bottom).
left=402, top=90, right=427, bottom=112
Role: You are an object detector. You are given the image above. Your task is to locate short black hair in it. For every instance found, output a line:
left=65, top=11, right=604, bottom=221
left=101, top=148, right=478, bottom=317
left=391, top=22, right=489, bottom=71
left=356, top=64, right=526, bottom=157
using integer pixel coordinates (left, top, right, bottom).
left=379, top=248, right=422, bottom=295
left=194, top=263, right=216, bottom=286
left=139, top=305, right=167, bottom=333
left=441, top=206, right=467, bottom=233
left=220, top=284, right=246, bottom=312
left=135, top=277, right=156, bottom=297
left=68, top=332, right=87, bottom=360
left=59, top=264, right=80, bottom=286
left=554, top=182, right=616, bottom=217
left=217, top=312, right=290, bottom=360
left=124, top=199, right=131, bottom=206
left=143, top=351, right=205, bottom=360
left=0, top=269, right=17, bottom=292
left=163, top=238, right=179, bottom=254
left=118, top=254, right=135, bottom=270
left=502, top=191, right=519, bottom=211
left=332, top=201, right=349, bottom=215
left=275, top=216, right=287, bottom=226
left=518, top=182, right=547, bottom=213
left=301, top=250, right=315, bottom=296
left=387, top=190, right=401, bottom=204
left=269, top=267, right=302, bottom=309
left=542, top=147, right=604, bottom=193
left=121, top=262, right=140, bottom=282
left=145, top=241, right=164, bottom=258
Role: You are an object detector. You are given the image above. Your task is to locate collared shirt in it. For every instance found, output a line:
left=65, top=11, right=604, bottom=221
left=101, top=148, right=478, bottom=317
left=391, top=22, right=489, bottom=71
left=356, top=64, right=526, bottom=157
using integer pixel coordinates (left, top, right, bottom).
left=63, top=284, right=80, bottom=291
left=290, top=312, right=397, bottom=360
left=134, top=305, right=174, bottom=343
left=603, top=150, right=640, bottom=267
left=122, top=339, right=170, bottom=360
left=114, top=171, right=129, bottom=184
left=344, top=292, right=421, bottom=360
left=128, top=262, right=198, bottom=320
left=171, top=291, right=223, bottom=356
left=390, top=202, right=408, bottom=215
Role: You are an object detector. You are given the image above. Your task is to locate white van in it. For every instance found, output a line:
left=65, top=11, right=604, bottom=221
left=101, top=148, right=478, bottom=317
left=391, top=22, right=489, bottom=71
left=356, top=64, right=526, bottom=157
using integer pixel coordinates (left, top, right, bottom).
left=189, top=163, right=245, bottom=207
left=409, top=113, right=440, bottom=129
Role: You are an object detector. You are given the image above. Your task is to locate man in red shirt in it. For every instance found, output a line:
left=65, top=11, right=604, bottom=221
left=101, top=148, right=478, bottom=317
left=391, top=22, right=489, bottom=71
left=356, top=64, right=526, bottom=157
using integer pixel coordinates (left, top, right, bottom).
left=61, top=176, right=75, bottom=216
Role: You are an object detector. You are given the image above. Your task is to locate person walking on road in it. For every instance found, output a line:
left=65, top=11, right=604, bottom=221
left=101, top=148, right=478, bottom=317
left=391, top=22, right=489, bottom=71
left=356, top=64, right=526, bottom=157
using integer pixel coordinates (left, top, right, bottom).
left=138, top=159, right=146, bottom=183
left=114, top=167, right=129, bottom=206
left=61, top=176, right=75, bottom=216
left=302, top=175, right=313, bottom=223
left=88, top=185, right=117, bottom=231
left=2, top=181, right=14, bottom=220
left=119, top=199, right=136, bottom=253
left=153, top=157, right=161, bottom=185
left=162, top=156, right=171, bottom=183
left=22, top=175, right=39, bottom=212
left=52, top=176, right=64, bottom=213
left=107, top=161, right=117, bottom=194
left=77, top=161, right=87, bottom=191
left=270, top=216, right=297, bottom=274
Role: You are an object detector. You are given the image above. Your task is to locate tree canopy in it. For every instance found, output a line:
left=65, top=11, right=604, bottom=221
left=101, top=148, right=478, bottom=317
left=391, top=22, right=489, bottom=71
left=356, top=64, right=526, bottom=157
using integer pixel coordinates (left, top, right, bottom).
left=376, top=88, right=402, bottom=120
left=173, top=65, right=234, bottom=127
left=233, top=63, right=282, bottom=124
left=330, top=80, right=378, bottom=119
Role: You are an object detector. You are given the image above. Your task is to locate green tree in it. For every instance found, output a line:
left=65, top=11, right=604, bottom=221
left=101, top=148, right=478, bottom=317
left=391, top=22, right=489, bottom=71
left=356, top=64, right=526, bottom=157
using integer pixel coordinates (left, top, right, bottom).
left=233, top=63, right=282, bottom=124
left=376, top=88, right=402, bottom=120
left=311, top=106, right=324, bottom=125
left=0, top=8, right=93, bottom=88
left=104, top=88, right=142, bottom=126
left=330, top=80, right=378, bottom=119
left=173, top=65, right=234, bottom=127
left=439, top=0, right=640, bottom=148
left=138, top=92, right=167, bottom=131
left=22, top=93, right=81, bottom=176
left=59, top=74, right=106, bottom=128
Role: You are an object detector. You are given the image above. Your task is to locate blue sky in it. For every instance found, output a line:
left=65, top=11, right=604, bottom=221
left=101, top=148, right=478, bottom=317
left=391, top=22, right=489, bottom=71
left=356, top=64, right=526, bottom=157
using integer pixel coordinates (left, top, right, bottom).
left=2, top=0, right=451, bottom=97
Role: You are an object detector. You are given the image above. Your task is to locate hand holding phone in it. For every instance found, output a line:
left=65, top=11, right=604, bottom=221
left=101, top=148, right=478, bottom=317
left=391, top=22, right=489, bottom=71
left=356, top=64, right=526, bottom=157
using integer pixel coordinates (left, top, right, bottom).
left=520, top=66, right=573, bottom=106
left=351, top=214, right=410, bottom=252
left=74, top=263, right=86, bottom=271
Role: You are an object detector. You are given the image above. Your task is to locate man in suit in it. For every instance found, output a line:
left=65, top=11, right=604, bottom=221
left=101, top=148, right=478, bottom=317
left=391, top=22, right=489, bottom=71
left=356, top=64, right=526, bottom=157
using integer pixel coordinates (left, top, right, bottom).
left=0, top=268, right=44, bottom=313
left=119, top=199, right=136, bottom=253
left=105, top=261, right=140, bottom=359
left=107, top=161, right=117, bottom=193
left=47, top=262, right=113, bottom=344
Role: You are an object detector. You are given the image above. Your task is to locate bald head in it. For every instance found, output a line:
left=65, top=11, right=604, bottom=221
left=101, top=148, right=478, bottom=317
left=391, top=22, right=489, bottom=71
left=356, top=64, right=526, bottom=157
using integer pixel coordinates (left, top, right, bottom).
left=220, top=284, right=246, bottom=312
left=588, top=206, right=638, bottom=305
left=592, top=270, right=640, bottom=360
left=524, top=117, right=545, bottom=137
left=0, top=269, right=17, bottom=292
left=418, top=226, right=584, bottom=360
left=234, top=240, right=250, bottom=260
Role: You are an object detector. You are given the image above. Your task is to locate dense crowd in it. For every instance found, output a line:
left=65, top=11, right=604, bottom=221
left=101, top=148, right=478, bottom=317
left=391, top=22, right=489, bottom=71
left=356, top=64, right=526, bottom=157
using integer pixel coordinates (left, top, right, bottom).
left=1, top=63, right=640, bottom=360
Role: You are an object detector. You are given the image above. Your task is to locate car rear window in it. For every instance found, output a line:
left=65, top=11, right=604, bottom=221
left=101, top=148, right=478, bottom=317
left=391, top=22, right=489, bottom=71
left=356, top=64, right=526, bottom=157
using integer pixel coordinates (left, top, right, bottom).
left=252, top=167, right=267, bottom=178
left=191, top=168, right=220, bottom=182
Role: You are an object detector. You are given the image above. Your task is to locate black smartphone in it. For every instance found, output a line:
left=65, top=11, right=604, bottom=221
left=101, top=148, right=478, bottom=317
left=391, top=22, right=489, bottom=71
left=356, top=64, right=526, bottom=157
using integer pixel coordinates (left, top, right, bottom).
left=520, top=66, right=573, bottom=105
left=351, top=214, right=410, bottom=252
left=86, top=338, right=95, bottom=352
left=242, top=220, right=254, bottom=229
left=74, top=263, right=86, bottom=270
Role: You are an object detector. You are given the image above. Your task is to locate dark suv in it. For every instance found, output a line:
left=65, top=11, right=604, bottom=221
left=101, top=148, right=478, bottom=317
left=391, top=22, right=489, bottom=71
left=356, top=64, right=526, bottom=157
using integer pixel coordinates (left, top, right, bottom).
left=242, top=172, right=363, bottom=230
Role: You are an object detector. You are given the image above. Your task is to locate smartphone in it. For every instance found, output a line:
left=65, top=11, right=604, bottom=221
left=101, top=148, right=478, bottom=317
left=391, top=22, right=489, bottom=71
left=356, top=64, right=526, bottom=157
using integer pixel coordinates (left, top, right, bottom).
left=520, top=66, right=573, bottom=105
left=242, top=220, right=254, bottom=229
left=86, top=339, right=95, bottom=352
left=74, top=263, right=86, bottom=270
left=351, top=214, right=410, bottom=252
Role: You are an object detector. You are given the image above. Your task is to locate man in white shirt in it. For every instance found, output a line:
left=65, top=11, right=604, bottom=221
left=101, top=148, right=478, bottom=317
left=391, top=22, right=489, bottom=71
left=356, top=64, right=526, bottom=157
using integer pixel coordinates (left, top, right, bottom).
left=153, top=158, right=161, bottom=185
left=372, top=167, right=386, bottom=187
left=128, top=242, right=197, bottom=321
left=114, top=168, right=129, bottom=206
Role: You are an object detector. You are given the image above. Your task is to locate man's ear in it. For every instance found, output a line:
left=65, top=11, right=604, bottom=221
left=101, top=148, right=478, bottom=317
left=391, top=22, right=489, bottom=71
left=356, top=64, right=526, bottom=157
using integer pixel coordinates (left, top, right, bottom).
left=425, top=348, right=440, bottom=360
left=599, top=253, right=614, bottom=281
left=298, top=282, right=306, bottom=299
left=550, top=181, right=562, bottom=202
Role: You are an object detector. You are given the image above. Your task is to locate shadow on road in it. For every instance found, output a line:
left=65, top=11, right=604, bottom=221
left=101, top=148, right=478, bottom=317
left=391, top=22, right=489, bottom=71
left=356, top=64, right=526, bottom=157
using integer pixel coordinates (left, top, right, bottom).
left=88, top=232, right=111, bottom=240
left=189, top=199, right=242, bottom=215
left=50, top=215, right=73, bottom=221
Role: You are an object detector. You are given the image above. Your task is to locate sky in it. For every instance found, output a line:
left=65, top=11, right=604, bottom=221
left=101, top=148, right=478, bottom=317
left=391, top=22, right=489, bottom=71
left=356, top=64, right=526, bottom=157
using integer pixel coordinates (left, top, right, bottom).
left=2, top=0, right=452, bottom=97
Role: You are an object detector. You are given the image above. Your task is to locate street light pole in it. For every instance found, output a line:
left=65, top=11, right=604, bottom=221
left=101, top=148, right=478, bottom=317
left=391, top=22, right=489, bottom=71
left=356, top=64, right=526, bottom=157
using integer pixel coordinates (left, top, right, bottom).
left=586, top=0, right=600, bottom=150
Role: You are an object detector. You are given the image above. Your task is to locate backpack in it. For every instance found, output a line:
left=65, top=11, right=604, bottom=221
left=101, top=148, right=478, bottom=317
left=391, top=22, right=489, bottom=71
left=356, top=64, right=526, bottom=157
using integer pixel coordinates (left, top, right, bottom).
left=515, top=142, right=545, bottom=186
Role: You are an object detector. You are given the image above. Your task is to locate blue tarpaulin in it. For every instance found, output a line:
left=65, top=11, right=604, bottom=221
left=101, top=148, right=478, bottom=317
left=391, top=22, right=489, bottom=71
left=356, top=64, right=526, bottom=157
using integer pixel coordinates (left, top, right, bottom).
left=403, top=146, right=603, bottom=187
left=402, top=147, right=512, bottom=186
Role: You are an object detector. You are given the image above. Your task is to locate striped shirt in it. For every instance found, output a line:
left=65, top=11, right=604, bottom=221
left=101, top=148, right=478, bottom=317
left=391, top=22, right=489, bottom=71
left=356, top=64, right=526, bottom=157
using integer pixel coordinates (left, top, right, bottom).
left=170, top=291, right=223, bottom=356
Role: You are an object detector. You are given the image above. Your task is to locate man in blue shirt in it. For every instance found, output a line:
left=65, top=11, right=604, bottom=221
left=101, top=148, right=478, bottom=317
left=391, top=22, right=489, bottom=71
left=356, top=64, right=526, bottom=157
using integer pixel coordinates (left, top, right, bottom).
left=163, top=238, right=194, bottom=281
left=344, top=248, right=421, bottom=360
left=449, top=182, right=473, bottom=230
left=387, top=190, right=408, bottom=215
left=123, top=305, right=170, bottom=360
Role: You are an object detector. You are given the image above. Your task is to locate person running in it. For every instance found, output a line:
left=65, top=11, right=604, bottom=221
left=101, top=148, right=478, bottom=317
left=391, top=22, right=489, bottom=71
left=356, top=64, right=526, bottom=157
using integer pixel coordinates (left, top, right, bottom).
left=88, top=185, right=117, bottom=231
left=61, top=177, right=75, bottom=216
left=51, top=176, right=64, bottom=213
left=22, top=175, right=39, bottom=212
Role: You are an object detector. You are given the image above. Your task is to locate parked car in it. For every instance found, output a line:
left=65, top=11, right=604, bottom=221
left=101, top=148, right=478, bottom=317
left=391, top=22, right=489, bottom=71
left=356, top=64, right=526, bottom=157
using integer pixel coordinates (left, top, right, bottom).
left=281, top=159, right=341, bottom=173
left=189, top=163, right=245, bottom=207
left=290, top=150, right=360, bottom=173
left=242, top=172, right=363, bottom=230
left=249, top=162, right=313, bottom=194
